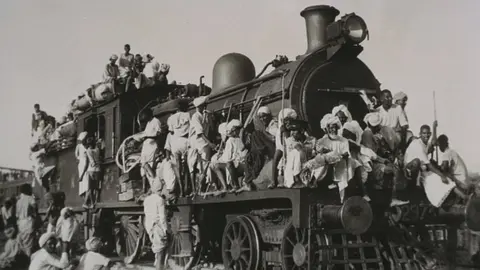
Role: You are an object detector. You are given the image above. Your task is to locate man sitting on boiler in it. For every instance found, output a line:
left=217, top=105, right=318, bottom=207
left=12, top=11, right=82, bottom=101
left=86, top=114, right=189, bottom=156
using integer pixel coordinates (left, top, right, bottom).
left=376, top=89, right=409, bottom=150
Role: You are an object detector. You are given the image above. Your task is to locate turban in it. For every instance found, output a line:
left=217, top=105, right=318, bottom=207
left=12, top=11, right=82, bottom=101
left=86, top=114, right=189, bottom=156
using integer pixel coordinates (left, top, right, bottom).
left=39, top=232, right=56, bottom=248
left=363, top=112, right=381, bottom=127
left=227, top=119, right=242, bottom=133
left=60, top=207, right=74, bottom=218
left=343, top=121, right=364, bottom=144
left=86, top=237, right=103, bottom=252
left=257, top=106, right=271, bottom=115
left=278, top=108, right=298, bottom=126
left=218, top=123, right=228, bottom=137
left=320, top=114, right=342, bottom=130
left=110, top=54, right=118, bottom=61
left=78, top=131, right=88, bottom=141
left=393, top=91, right=407, bottom=102
left=193, top=96, right=208, bottom=107
left=332, top=105, right=352, bottom=122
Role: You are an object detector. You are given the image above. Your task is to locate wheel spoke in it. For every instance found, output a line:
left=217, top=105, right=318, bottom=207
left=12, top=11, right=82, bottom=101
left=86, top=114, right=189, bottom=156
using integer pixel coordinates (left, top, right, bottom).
left=286, top=236, right=295, bottom=247
left=295, top=228, right=300, bottom=242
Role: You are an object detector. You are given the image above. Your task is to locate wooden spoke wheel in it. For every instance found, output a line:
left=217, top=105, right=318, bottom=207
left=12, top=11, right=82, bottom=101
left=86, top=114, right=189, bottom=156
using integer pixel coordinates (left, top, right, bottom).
left=222, top=215, right=261, bottom=270
left=115, top=215, right=145, bottom=264
left=281, top=222, right=310, bottom=270
left=166, top=215, right=203, bottom=269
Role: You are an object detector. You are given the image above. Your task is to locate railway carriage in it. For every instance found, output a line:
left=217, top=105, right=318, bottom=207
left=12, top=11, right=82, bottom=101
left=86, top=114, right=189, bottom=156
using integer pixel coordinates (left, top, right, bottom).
left=23, top=4, right=480, bottom=269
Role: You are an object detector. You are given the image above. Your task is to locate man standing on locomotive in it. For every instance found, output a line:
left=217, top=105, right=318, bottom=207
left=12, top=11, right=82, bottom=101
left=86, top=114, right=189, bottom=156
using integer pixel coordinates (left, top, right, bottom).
left=187, top=96, right=216, bottom=195
left=165, top=100, right=190, bottom=197
left=143, top=178, right=168, bottom=270
left=135, top=108, right=163, bottom=190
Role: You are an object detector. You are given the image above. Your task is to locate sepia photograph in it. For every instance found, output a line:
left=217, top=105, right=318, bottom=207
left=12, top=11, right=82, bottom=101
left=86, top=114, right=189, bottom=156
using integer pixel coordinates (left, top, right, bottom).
left=0, top=1, right=479, bottom=269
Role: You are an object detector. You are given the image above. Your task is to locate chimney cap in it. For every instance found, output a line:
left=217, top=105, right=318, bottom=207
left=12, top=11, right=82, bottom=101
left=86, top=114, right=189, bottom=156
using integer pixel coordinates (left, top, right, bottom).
left=300, top=5, right=340, bottom=18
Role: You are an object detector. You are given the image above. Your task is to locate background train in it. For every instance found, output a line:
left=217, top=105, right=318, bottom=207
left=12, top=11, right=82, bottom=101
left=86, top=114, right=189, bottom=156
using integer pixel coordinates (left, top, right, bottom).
left=23, top=4, right=480, bottom=269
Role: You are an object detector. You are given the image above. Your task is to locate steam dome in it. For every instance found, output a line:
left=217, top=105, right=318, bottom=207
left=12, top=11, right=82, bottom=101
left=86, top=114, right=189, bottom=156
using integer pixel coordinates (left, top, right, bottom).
left=212, top=53, right=256, bottom=95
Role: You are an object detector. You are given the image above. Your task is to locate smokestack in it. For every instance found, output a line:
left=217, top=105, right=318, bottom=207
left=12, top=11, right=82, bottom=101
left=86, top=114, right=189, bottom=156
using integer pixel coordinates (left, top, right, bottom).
left=300, top=5, right=340, bottom=54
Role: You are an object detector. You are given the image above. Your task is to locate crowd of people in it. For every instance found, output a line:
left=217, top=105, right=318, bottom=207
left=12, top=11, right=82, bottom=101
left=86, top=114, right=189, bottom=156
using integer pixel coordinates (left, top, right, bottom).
left=0, top=184, right=128, bottom=270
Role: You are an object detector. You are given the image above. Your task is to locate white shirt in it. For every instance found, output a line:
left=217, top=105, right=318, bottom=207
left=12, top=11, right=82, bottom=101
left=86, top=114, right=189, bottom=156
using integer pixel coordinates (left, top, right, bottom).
left=189, top=111, right=209, bottom=150
left=439, top=148, right=469, bottom=184
left=167, top=112, right=190, bottom=137
left=219, top=137, right=247, bottom=166
left=404, top=138, right=429, bottom=165
left=141, top=118, right=162, bottom=164
left=316, top=135, right=352, bottom=183
left=76, top=251, right=110, bottom=270
left=143, top=193, right=168, bottom=236
left=29, top=249, right=69, bottom=270
left=16, top=193, right=36, bottom=221
left=377, top=104, right=408, bottom=130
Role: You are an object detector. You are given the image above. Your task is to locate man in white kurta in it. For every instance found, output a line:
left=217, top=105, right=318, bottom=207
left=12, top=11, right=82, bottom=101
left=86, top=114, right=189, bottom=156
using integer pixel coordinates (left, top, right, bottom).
left=376, top=90, right=410, bottom=148
left=136, top=108, right=162, bottom=180
left=144, top=179, right=168, bottom=270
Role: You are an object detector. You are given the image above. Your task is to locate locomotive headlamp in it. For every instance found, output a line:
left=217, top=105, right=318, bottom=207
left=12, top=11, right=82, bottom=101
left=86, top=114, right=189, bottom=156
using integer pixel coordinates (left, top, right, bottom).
left=327, top=13, right=369, bottom=44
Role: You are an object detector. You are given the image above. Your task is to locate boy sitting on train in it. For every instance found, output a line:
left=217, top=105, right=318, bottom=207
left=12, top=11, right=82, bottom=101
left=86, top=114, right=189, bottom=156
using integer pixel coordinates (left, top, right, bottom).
left=270, top=108, right=298, bottom=189
left=203, top=123, right=229, bottom=195
left=210, top=120, right=247, bottom=193
left=313, top=114, right=352, bottom=202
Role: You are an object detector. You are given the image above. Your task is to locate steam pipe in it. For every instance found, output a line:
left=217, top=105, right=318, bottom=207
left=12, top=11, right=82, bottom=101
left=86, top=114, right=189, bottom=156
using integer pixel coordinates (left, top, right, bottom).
left=300, top=5, right=340, bottom=54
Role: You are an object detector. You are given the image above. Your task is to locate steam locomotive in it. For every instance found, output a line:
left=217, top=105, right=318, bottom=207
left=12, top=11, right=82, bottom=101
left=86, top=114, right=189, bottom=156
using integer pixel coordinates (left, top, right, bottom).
left=33, top=5, right=480, bottom=269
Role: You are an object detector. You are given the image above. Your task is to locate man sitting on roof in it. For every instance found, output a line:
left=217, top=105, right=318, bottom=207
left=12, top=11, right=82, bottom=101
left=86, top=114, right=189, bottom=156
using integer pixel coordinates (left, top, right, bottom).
left=119, top=44, right=134, bottom=92
left=103, top=54, right=120, bottom=96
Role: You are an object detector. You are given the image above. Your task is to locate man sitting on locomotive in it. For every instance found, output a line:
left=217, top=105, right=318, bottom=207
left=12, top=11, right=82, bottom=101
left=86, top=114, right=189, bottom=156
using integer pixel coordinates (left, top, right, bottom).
left=270, top=108, right=298, bottom=189
left=312, top=114, right=352, bottom=202
left=239, top=107, right=277, bottom=192
left=282, top=119, right=315, bottom=189
left=393, top=91, right=414, bottom=146
left=404, top=124, right=466, bottom=207
left=135, top=108, right=162, bottom=189
left=210, top=120, right=247, bottom=193
left=187, top=96, right=216, bottom=196
left=376, top=90, right=410, bottom=151
left=165, top=100, right=190, bottom=197
left=437, top=134, right=472, bottom=198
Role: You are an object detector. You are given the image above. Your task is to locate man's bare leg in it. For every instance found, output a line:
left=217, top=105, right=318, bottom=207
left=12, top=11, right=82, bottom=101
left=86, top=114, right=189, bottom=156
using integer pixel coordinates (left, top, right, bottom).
left=212, top=164, right=228, bottom=194
left=269, top=150, right=283, bottom=189
left=156, top=249, right=166, bottom=270
left=174, top=153, right=184, bottom=197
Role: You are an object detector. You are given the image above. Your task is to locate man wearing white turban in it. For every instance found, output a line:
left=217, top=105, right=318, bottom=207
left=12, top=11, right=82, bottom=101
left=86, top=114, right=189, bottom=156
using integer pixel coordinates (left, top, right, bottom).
left=29, top=232, right=69, bottom=270
left=188, top=96, right=216, bottom=195
left=144, top=178, right=168, bottom=270
left=315, top=114, right=352, bottom=202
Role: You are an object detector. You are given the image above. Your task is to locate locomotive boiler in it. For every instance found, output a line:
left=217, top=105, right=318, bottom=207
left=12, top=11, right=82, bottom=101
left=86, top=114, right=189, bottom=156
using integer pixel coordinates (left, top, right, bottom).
left=31, top=4, right=480, bottom=270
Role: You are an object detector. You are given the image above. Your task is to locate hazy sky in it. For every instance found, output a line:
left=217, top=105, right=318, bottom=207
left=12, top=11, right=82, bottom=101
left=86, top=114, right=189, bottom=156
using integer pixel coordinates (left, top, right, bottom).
left=1, top=0, right=479, bottom=171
